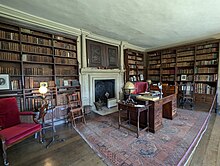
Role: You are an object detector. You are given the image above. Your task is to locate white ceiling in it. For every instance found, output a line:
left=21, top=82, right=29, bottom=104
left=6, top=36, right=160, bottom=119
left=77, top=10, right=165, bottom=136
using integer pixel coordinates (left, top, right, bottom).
left=1, top=0, right=220, bottom=49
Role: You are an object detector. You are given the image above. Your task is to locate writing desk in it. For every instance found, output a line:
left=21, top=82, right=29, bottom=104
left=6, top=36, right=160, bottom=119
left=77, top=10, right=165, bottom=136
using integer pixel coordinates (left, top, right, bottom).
left=136, top=93, right=177, bottom=133
left=118, top=102, right=150, bottom=138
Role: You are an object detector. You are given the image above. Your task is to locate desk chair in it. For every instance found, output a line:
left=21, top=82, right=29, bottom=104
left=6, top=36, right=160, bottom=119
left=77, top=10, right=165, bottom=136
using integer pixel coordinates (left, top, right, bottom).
left=66, top=92, right=86, bottom=128
left=179, top=83, right=194, bottom=110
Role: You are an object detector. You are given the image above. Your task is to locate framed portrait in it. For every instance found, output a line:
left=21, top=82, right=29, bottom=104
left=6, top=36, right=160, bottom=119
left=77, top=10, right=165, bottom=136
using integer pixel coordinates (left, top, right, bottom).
left=181, top=75, right=187, bottom=81
left=0, top=74, right=10, bottom=90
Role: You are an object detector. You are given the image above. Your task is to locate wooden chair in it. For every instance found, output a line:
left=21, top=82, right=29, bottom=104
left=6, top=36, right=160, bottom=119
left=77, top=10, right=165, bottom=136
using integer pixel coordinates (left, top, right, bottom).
left=66, top=92, right=86, bottom=128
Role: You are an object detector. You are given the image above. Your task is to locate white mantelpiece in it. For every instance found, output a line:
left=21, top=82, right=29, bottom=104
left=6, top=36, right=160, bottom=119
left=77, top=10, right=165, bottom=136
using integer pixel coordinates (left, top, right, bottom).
left=81, top=68, right=125, bottom=107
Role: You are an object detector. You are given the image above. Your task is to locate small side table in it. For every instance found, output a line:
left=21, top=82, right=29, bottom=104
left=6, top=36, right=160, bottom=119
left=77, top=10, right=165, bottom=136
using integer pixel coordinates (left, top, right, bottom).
left=118, top=102, right=150, bottom=138
left=83, top=105, right=92, bottom=115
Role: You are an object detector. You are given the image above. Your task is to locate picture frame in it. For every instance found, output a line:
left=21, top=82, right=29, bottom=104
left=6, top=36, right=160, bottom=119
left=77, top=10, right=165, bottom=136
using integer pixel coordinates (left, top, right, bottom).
left=0, top=74, right=10, bottom=90
left=181, top=75, right=187, bottom=81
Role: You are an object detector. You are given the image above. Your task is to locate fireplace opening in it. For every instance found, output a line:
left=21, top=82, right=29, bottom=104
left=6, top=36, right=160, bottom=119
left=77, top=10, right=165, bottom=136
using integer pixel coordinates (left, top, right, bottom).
left=95, top=79, right=115, bottom=106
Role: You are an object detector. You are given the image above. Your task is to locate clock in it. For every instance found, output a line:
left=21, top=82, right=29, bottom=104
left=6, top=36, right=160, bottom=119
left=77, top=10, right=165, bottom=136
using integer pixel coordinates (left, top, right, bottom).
left=0, top=74, right=10, bottom=90
left=0, top=78, right=6, bottom=85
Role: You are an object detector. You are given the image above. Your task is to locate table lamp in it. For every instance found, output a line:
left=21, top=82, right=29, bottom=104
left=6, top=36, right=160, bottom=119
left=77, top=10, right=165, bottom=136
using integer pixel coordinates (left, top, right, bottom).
left=124, top=81, right=135, bottom=104
left=147, top=79, right=152, bottom=92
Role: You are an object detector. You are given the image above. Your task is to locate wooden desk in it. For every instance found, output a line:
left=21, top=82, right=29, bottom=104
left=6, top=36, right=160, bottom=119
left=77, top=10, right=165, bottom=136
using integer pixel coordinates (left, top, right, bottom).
left=136, top=93, right=177, bottom=133
left=118, top=102, right=150, bottom=138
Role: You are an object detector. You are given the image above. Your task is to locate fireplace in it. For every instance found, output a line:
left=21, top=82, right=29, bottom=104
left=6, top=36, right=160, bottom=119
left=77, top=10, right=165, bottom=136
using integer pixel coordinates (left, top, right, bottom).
left=95, top=79, right=115, bottom=105
left=80, top=68, right=124, bottom=108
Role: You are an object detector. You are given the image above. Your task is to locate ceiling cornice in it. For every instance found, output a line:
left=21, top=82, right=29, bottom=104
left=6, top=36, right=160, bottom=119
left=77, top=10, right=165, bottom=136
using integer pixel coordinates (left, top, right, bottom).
left=0, top=4, right=81, bottom=36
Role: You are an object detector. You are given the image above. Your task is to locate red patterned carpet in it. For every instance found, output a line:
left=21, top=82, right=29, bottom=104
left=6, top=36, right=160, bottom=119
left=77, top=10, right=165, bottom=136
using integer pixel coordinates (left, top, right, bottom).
left=75, top=108, right=208, bottom=166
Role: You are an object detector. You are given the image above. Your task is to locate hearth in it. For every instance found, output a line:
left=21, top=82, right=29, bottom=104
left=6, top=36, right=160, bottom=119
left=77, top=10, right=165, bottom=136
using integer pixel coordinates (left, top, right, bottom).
left=95, top=79, right=115, bottom=105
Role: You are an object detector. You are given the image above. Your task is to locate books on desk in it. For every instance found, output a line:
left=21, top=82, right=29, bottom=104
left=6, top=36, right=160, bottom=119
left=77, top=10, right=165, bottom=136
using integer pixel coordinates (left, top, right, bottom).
left=136, top=95, right=160, bottom=101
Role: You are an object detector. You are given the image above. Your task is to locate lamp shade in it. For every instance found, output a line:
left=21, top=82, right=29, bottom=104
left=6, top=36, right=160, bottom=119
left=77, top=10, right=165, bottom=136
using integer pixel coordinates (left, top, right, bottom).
left=124, top=81, right=135, bottom=94
left=39, top=86, right=48, bottom=95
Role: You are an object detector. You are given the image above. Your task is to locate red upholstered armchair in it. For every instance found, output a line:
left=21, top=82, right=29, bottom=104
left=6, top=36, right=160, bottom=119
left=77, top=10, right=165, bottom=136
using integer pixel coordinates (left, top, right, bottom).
left=132, top=82, right=148, bottom=94
left=0, top=97, right=42, bottom=165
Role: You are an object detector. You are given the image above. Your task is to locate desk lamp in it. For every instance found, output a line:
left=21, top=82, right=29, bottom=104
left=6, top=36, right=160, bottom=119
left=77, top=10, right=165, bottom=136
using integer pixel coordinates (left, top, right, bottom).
left=147, top=79, right=152, bottom=92
left=124, top=81, right=135, bottom=104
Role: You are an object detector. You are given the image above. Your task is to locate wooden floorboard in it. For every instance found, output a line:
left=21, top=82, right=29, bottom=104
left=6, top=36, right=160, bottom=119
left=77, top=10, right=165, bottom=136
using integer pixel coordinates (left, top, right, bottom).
left=0, top=124, right=106, bottom=166
left=1, top=103, right=220, bottom=166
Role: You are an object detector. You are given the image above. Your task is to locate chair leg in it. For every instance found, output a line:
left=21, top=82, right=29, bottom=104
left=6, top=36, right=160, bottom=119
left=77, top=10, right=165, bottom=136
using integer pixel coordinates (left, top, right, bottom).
left=82, top=111, right=86, bottom=124
left=39, top=130, right=43, bottom=143
left=1, top=140, right=9, bottom=166
left=71, top=112, right=76, bottom=128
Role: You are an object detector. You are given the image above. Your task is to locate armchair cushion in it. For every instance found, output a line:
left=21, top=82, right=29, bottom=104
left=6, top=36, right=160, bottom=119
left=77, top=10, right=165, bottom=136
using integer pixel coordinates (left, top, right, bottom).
left=0, top=123, right=41, bottom=146
left=0, top=97, right=20, bottom=129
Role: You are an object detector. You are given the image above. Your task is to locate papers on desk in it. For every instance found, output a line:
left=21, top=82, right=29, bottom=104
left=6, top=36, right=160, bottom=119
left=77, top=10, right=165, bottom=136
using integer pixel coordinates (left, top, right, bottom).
left=136, top=95, right=160, bottom=101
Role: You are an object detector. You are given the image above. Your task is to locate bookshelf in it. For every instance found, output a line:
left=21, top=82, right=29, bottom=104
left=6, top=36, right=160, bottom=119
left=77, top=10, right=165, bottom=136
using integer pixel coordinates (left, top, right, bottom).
left=0, top=21, right=80, bottom=112
left=124, top=49, right=146, bottom=82
left=147, top=40, right=219, bottom=104
left=147, top=51, right=161, bottom=83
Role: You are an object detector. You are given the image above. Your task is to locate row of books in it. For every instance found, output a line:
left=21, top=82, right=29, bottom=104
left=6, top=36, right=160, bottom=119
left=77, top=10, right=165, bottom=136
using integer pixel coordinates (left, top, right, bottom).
left=11, top=79, right=22, bottom=90
left=25, top=77, right=55, bottom=89
left=177, top=56, right=194, bottom=62
left=177, top=50, right=194, bottom=57
left=54, top=35, right=74, bottom=43
left=21, top=28, right=51, bottom=38
left=0, top=30, right=19, bottom=40
left=194, top=83, right=216, bottom=94
left=177, top=75, right=193, bottom=81
left=56, top=68, right=76, bottom=75
left=161, top=54, right=175, bottom=59
left=0, top=52, right=20, bottom=61
left=195, top=67, right=217, bottom=74
left=136, top=57, right=143, bottom=61
left=161, top=75, right=175, bottom=81
left=177, top=62, right=194, bottom=67
left=148, top=75, right=160, bottom=81
left=148, top=70, right=160, bottom=75
left=149, top=60, right=160, bottom=65
left=149, top=64, right=161, bottom=69
left=21, top=34, right=52, bottom=46
left=24, top=67, right=53, bottom=75
left=127, top=59, right=136, bottom=64
left=162, top=69, right=175, bottom=74
left=128, top=64, right=136, bottom=69
left=194, top=74, right=218, bottom=82
left=55, top=57, right=77, bottom=65
left=161, top=58, right=175, bottom=63
left=56, top=78, right=79, bottom=87
left=55, top=49, right=77, bottom=57
left=196, top=53, right=218, bottom=60
left=177, top=68, right=194, bottom=74
left=127, top=55, right=136, bottom=60
left=196, top=59, right=217, bottom=65
left=0, top=41, right=19, bottom=51
left=0, top=66, right=20, bottom=75
left=54, top=41, right=76, bottom=50
left=161, top=63, right=175, bottom=68
left=197, top=43, right=218, bottom=50
left=22, top=54, right=53, bottom=63
left=196, top=48, right=218, bottom=54
left=22, top=44, right=52, bottom=54
left=136, top=61, right=144, bottom=65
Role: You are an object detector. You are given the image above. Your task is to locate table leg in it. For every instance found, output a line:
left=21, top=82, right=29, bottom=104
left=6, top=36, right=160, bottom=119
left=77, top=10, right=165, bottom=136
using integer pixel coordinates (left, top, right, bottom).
left=137, top=110, right=140, bottom=138
left=118, top=109, right=121, bottom=129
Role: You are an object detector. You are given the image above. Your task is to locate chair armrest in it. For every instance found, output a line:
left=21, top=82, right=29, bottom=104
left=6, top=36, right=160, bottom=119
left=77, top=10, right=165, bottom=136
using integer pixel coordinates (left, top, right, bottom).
left=19, top=112, right=36, bottom=116
left=19, top=112, right=39, bottom=124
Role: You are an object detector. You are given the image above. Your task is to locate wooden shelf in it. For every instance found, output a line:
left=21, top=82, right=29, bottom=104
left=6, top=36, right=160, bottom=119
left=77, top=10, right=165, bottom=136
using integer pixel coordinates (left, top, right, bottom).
left=0, top=21, right=80, bottom=112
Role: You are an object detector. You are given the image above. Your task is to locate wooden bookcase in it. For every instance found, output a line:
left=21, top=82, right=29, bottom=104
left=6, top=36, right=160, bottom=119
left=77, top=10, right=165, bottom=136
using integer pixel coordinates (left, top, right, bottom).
left=147, top=40, right=219, bottom=104
left=124, top=49, right=146, bottom=82
left=0, top=21, right=80, bottom=112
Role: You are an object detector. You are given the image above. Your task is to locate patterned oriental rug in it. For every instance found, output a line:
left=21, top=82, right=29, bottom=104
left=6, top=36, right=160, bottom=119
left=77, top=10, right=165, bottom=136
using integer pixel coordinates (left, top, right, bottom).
left=75, top=108, right=209, bottom=166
